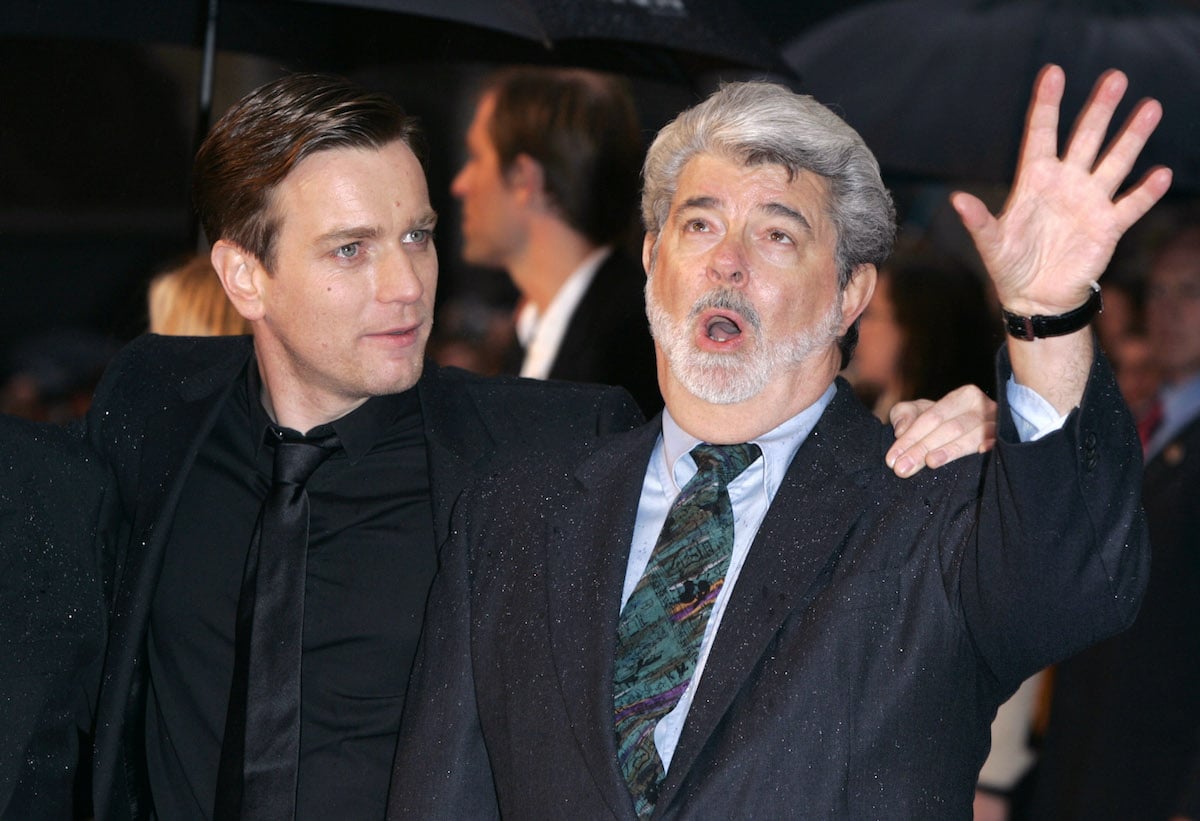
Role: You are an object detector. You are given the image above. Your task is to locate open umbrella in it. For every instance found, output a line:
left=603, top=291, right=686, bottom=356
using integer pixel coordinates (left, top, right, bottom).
left=782, top=0, right=1200, bottom=191
left=6, top=0, right=789, bottom=138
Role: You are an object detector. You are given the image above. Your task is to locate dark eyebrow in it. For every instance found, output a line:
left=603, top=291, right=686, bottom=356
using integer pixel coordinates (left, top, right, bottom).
left=677, top=196, right=812, bottom=233
left=315, top=208, right=438, bottom=245
left=316, top=225, right=382, bottom=245
left=412, top=209, right=438, bottom=230
left=761, top=201, right=811, bottom=231
left=678, top=195, right=720, bottom=212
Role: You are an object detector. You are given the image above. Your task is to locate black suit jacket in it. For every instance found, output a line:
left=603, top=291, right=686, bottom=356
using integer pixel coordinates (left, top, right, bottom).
left=1033, top=408, right=1200, bottom=821
left=391, top=351, right=1149, bottom=820
left=0, top=415, right=111, bottom=820
left=85, top=333, right=642, bottom=821
left=514, top=249, right=661, bottom=418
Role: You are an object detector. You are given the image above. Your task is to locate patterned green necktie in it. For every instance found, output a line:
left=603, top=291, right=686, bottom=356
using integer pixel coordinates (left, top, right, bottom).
left=613, top=441, right=761, bottom=818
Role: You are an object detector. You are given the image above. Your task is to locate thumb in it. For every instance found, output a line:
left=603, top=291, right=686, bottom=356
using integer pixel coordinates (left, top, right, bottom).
left=951, top=191, right=999, bottom=250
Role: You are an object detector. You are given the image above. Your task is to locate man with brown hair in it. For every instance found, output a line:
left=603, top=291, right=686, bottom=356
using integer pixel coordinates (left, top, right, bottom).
left=453, top=67, right=661, bottom=415
left=86, top=73, right=642, bottom=820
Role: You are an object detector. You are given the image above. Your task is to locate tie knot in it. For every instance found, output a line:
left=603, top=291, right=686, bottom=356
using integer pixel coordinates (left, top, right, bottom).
left=690, top=442, right=761, bottom=485
left=270, top=432, right=340, bottom=486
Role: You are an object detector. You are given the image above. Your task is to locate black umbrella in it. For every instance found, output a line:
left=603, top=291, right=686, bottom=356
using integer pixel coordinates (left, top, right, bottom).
left=6, top=0, right=790, bottom=143
left=782, top=0, right=1200, bottom=191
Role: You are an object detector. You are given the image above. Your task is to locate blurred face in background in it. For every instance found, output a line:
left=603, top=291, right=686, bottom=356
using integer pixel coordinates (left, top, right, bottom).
left=452, top=92, right=527, bottom=269
left=1146, top=231, right=1200, bottom=383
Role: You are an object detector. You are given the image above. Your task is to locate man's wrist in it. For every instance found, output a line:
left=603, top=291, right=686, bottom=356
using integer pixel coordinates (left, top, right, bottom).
left=1002, top=282, right=1103, bottom=340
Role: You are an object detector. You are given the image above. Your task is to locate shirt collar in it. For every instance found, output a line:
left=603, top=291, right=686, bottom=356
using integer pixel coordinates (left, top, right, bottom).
left=657, top=381, right=839, bottom=502
left=515, top=245, right=612, bottom=359
left=1160, top=371, right=1200, bottom=428
left=246, top=356, right=422, bottom=464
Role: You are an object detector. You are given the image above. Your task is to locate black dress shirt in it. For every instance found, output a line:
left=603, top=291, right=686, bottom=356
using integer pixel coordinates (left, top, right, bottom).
left=145, top=363, right=434, bottom=819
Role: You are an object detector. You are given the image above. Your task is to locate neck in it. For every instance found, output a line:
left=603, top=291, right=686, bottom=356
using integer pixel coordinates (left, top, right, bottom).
left=660, top=347, right=842, bottom=443
left=253, top=339, right=366, bottom=434
left=507, top=220, right=599, bottom=311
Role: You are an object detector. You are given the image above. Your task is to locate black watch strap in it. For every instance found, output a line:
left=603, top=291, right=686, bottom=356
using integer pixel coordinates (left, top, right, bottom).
left=1002, top=283, right=1103, bottom=339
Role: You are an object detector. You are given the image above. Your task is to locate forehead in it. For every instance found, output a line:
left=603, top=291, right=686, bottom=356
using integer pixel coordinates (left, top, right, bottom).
left=468, top=93, right=498, bottom=144
left=672, top=152, right=831, bottom=220
left=273, top=141, right=430, bottom=227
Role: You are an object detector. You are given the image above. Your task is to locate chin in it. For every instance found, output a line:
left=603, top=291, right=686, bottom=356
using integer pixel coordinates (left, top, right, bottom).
left=366, top=359, right=425, bottom=397
left=669, top=353, right=770, bottom=405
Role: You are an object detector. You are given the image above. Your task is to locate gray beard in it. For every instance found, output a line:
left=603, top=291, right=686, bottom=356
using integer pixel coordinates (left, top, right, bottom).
left=645, top=273, right=843, bottom=405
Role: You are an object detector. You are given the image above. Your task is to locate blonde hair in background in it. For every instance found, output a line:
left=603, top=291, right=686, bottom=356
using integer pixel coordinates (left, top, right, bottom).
left=148, top=254, right=251, bottom=336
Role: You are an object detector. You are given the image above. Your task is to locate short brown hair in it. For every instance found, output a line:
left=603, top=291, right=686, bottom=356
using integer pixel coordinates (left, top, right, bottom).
left=484, top=67, right=642, bottom=247
left=193, top=73, right=424, bottom=270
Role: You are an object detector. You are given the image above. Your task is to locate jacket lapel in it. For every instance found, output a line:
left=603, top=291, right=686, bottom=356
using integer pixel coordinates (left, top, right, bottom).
left=98, top=340, right=250, bottom=819
left=416, top=364, right=497, bottom=544
left=656, top=385, right=879, bottom=811
left=545, top=422, right=661, bottom=819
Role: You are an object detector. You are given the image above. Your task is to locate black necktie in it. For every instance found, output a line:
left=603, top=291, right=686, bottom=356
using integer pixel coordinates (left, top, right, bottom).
left=214, top=429, right=339, bottom=820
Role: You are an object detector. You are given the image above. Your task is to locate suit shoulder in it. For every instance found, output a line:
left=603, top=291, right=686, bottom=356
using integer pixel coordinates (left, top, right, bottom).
left=103, top=333, right=249, bottom=377
left=433, top=365, right=643, bottom=433
left=0, top=416, right=102, bottom=482
left=92, top=334, right=249, bottom=407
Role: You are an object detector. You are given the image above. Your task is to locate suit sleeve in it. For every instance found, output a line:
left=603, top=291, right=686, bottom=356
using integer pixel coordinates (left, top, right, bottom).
left=388, top=486, right=500, bottom=820
left=961, top=345, right=1150, bottom=686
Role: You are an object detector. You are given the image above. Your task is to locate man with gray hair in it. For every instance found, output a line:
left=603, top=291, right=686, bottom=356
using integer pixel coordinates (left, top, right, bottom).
left=391, top=66, right=1168, bottom=819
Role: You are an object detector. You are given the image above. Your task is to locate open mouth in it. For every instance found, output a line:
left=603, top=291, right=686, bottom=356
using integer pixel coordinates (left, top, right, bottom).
left=705, top=313, right=742, bottom=343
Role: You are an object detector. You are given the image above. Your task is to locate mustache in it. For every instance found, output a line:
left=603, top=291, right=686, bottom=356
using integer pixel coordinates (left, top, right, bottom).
left=686, top=289, right=762, bottom=334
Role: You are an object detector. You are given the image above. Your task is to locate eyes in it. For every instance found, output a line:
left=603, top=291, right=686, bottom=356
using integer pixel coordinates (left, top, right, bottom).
left=681, top=217, right=796, bottom=247
left=333, top=242, right=362, bottom=260
left=328, top=227, right=435, bottom=261
left=403, top=228, right=433, bottom=246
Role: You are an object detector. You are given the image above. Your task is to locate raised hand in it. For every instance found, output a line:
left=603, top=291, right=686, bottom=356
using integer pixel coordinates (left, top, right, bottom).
left=952, top=65, right=1172, bottom=317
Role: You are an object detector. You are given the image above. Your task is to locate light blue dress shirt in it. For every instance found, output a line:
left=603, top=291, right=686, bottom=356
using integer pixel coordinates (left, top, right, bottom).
left=621, top=376, right=1065, bottom=773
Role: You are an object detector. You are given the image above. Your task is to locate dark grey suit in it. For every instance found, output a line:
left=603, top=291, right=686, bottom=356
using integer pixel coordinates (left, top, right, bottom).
left=84, top=333, right=642, bottom=820
left=0, top=415, right=111, bottom=820
left=391, top=351, right=1148, bottom=819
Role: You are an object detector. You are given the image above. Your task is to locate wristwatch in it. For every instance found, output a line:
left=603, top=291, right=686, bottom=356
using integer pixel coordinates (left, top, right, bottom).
left=1002, top=282, right=1103, bottom=339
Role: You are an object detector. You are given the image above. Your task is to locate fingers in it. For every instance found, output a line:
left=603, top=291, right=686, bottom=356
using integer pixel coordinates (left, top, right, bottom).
left=1113, top=164, right=1174, bottom=228
left=1063, top=68, right=1129, bottom=171
left=886, top=387, right=998, bottom=479
left=950, top=191, right=999, bottom=258
left=1091, top=95, right=1164, bottom=194
left=889, top=398, right=932, bottom=438
left=1018, top=64, right=1066, bottom=167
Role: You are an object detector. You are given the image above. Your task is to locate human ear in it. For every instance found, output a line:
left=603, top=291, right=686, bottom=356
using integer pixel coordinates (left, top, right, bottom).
left=642, top=232, right=659, bottom=276
left=211, top=240, right=265, bottom=322
left=840, top=263, right=877, bottom=333
left=507, top=153, right=547, bottom=208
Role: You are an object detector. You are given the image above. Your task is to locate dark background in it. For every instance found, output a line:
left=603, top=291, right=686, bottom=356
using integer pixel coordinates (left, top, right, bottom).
left=2, top=0, right=1198, bottom=403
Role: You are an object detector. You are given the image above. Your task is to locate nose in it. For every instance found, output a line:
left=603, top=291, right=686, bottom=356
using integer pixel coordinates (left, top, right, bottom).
left=376, top=248, right=428, bottom=305
left=707, top=233, right=749, bottom=287
left=450, top=165, right=468, bottom=198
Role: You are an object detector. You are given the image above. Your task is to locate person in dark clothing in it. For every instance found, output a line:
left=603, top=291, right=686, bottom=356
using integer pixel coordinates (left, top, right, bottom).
left=0, top=414, right=111, bottom=819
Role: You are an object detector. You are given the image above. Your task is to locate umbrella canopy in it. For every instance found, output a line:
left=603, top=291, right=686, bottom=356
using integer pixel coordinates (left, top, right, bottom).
left=783, top=0, right=1200, bottom=191
left=5, top=0, right=788, bottom=79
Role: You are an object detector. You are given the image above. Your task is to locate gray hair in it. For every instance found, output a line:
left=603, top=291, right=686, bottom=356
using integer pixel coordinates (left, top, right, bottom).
left=641, top=81, right=896, bottom=289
